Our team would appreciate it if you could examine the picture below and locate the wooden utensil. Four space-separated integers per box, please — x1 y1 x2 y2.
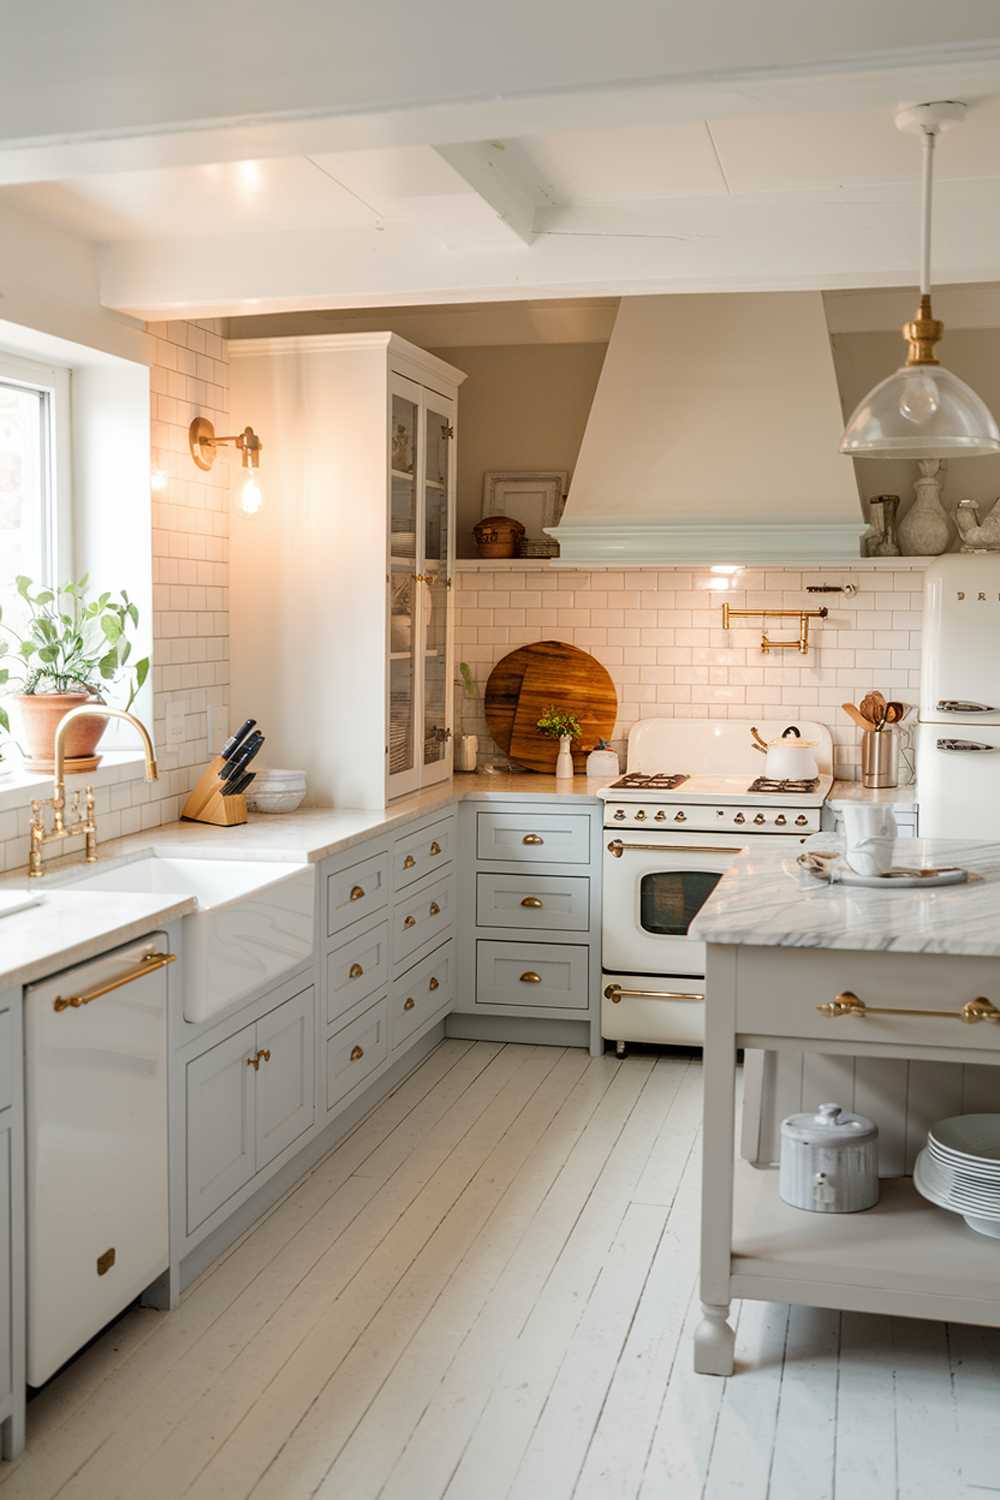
884 701 905 725
842 703 875 732
859 691 885 726
484 641 617 773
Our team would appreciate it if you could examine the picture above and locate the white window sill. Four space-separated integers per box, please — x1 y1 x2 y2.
0 750 151 814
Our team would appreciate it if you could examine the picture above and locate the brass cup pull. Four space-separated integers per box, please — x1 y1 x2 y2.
521 896 544 909
350 885 365 902
404 914 416 928
403 997 416 1011
429 976 440 992
522 833 544 846
350 1044 365 1061
403 855 416 870
430 840 442 855
429 901 441 916
520 971 542 984
349 962 365 979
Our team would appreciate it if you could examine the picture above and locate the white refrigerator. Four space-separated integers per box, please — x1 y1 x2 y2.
918 554 1000 839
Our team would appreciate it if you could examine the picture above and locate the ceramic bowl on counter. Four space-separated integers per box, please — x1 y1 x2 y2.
246 768 307 814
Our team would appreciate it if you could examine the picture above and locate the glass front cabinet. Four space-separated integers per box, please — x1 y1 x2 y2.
387 374 458 799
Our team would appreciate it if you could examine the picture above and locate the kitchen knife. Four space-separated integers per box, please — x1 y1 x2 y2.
219 731 264 784
220 718 256 761
222 769 255 798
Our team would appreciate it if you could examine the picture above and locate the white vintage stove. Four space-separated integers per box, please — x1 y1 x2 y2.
600 718 833 1054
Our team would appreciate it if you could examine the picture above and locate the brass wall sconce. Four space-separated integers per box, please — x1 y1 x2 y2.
721 603 828 656
189 417 264 514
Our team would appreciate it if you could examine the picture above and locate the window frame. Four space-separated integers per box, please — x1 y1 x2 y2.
0 349 72 596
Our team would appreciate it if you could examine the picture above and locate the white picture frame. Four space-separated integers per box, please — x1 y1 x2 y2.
481 469 568 540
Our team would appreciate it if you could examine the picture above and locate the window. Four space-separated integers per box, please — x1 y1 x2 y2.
0 353 69 641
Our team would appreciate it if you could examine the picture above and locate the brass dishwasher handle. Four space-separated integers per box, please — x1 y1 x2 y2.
404 914 416 928
520 971 542 984
522 834 544 846
604 983 704 1004
350 1044 365 1061
817 990 1000 1024
350 885 365 902
429 841 442 855
53 951 176 1012
403 997 416 1011
348 962 365 979
607 839 744 858
521 896 544 909
403 855 416 870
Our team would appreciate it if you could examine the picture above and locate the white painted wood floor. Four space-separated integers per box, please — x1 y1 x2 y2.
4 1040 999 1500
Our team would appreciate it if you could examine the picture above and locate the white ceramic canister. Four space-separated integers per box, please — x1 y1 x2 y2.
586 746 620 778
779 1103 879 1213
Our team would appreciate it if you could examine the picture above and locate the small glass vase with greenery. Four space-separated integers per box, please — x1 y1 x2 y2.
0 575 149 768
536 704 582 779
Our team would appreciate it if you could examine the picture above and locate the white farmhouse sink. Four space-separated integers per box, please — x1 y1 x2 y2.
68 854 315 1023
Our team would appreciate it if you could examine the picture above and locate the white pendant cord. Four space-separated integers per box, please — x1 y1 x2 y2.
920 125 936 297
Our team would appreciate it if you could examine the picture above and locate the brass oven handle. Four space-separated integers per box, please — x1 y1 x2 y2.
404 914 416 928
429 976 440 991
520 971 542 984
430 841 442 855
522 834 544 846
403 997 416 1011
607 839 744 858
53 951 176 1012
350 1044 365 1061
521 896 544 909
349 962 365 979
350 885 365 902
604 983 704 1004
817 990 1000 1024
429 901 441 916
403 855 416 870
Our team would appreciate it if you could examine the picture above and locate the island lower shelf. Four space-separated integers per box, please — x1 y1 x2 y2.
731 1161 1000 1327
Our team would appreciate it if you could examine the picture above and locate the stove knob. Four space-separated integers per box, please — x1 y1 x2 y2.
674 811 687 823
794 815 808 827
634 809 647 821
775 814 787 826
654 810 667 821
753 813 765 825
734 813 746 825
614 809 626 821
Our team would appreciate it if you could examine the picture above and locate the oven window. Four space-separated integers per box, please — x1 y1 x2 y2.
639 871 722 936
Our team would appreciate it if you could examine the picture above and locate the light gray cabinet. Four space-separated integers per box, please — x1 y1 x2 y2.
256 986 315 1171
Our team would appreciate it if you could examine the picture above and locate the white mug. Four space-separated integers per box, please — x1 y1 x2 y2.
842 804 897 877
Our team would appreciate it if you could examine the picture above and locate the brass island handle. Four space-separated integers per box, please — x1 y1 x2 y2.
522 834 544 846
521 896 544 909
520 971 542 984
817 990 1000 1024
53 951 176 1012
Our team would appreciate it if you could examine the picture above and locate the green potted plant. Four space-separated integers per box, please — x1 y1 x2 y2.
536 704 582 780
0 575 149 771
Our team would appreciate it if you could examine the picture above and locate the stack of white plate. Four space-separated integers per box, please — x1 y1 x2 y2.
914 1114 1000 1239
245 768 306 814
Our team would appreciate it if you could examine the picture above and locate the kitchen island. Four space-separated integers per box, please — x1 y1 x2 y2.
688 837 1000 1377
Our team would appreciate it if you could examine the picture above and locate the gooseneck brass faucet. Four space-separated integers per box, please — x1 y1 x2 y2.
28 706 158 877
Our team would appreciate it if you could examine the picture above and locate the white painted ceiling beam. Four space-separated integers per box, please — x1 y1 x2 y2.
432 143 541 246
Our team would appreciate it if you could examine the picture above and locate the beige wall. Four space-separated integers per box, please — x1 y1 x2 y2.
430 342 607 556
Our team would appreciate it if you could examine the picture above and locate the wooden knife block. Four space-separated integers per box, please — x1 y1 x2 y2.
181 756 248 826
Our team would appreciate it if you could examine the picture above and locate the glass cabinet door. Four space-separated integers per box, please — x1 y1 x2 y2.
420 396 454 783
388 384 421 795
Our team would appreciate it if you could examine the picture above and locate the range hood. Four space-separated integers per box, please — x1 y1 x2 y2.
548 292 866 566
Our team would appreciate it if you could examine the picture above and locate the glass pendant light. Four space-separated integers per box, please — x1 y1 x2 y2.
840 102 1000 459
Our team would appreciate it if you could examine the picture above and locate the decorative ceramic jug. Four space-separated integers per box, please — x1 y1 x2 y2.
898 459 951 556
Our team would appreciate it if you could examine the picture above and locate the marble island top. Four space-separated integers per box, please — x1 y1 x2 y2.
690 837 1000 957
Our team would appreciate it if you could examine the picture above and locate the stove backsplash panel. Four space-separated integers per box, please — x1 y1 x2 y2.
455 563 925 782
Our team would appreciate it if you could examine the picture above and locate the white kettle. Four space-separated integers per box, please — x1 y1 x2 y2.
751 724 819 782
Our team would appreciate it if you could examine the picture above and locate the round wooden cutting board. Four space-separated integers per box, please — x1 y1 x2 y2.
484 640 618 772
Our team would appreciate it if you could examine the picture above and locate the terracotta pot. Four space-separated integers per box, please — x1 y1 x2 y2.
12 693 109 772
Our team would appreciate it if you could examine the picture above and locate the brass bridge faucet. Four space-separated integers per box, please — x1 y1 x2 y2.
28 706 159 877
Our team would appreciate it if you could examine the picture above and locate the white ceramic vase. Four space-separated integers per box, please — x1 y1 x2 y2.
898 459 952 556
555 735 574 779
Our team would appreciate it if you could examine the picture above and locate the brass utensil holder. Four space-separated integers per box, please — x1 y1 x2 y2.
181 756 248 826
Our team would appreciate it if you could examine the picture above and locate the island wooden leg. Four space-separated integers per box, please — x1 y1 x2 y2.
694 945 738 1377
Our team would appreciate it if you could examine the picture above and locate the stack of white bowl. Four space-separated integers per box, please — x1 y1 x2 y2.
245 768 307 814
914 1114 1000 1239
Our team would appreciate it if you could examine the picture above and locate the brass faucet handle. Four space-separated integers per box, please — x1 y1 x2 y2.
71 789 81 819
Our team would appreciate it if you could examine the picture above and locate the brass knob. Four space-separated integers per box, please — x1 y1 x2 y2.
404 914 416 928
260 1048 271 1065
403 854 416 870
753 813 765 825
734 813 746 825
655 810 666 821
522 833 544 846
429 901 441 916
430 841 442 855
795 815 808 827
349 962 364 979
429 976 440 991
520 971 542 984
674 811 687 823
634 809 646 821
350 1044 365 1061
350 885 365 902
521 896 543 909
775 815 787 826
614 810 626 821
403 997 416 1011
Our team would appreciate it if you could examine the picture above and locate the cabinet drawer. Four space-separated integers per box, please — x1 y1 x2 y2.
0 1008 12 1115
327 851 390 936
394 816 454 890
476 940 590 1012
390 940 454 1052
392 872 455 966
476 811 591 865
476 873 590 933
326 997 388 1113
737 946 1000 1055
327 919 390 1025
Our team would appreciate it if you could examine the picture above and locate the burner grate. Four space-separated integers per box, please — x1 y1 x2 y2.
747 775 820 794
610 772 690 790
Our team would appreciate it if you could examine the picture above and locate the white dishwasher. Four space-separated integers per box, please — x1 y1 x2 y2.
25 935 172 1386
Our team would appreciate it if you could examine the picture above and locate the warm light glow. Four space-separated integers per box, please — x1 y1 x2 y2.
150 468 168 492
238 160 261 191
710 565 743 575
240 475 263 514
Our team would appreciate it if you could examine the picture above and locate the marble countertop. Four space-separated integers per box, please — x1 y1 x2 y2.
828 780 917 811
0 891 197 991
690 837 1000 956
